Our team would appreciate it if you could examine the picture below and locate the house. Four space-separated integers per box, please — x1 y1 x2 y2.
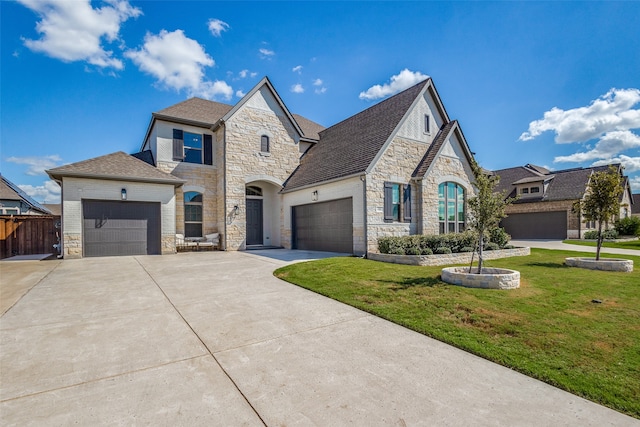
632 194 640 218
493 164 633 239
47 77 477 258
1 174 51 215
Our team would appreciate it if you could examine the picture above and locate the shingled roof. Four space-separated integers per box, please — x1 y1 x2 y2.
1 174 51 214
493 163 624 203
283 79 431 191
412 121 458 178
47 151 184 186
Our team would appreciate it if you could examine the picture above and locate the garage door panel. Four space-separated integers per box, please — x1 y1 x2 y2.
501 211 567 239
82 200 161 257
293 198 353 253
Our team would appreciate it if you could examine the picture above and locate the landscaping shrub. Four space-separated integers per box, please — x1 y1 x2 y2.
484 242 500 251
378 231 482 255
420 247 433 255
584 229 619 240
459 246 475 253
489 227 510 248
435 247 452 254
615 217 640 236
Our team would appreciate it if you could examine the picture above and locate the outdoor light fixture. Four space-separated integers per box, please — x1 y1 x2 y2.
121 188 127 200
233 205 239 214
312 190 318 201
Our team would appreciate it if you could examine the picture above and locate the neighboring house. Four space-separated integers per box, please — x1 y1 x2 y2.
493 164 633 239
0 174 51 215
632 194 640 218
47 76 477 258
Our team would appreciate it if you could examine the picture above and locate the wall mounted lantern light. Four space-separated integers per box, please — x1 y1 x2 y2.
312 190 318 201
233 205 239 214
121 188 127 200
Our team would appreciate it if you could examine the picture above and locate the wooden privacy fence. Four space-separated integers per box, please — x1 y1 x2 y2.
0 215 61 259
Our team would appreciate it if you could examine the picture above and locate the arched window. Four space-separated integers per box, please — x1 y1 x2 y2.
438 182 465 234
260 135 270 153
184 191 203 237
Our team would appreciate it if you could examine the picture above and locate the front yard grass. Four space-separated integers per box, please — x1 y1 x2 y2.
274 248 640 418
563 239 640 250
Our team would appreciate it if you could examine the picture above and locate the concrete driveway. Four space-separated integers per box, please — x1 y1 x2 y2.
1 251 637 426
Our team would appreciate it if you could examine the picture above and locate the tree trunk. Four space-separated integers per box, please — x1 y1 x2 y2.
477 231 484 274
596 221 603 261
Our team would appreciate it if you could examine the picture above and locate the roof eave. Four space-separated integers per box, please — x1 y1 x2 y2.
46 170 185 187
281 172 364 194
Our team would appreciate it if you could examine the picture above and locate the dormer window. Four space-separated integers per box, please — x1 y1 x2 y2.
522 188 529 194
530 187 540 194
261 135 270 153
172 128 213 165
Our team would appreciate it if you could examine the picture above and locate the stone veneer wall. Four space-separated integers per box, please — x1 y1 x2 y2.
419 153 475 237
224 98 302 250
157 161 219 237
366 136 427 252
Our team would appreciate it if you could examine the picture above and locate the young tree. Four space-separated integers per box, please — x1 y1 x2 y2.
573 166 624 261
467 161 518 273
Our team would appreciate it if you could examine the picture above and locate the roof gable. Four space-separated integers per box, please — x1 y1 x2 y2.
47 151 184 186
284 79 432 190
412 121 466 178
0 174 51 214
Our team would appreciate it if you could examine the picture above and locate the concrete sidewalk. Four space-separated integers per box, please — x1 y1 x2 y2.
1 251 637 426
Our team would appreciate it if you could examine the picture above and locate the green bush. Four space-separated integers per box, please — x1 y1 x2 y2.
489 227 510 248
420 247 433 255
615 217 640 236
378 231 480 255
584 229 619 240
435 247 452 254
459 246 475 253
484 242 500 251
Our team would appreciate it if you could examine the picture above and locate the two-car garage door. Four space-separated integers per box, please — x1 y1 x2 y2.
83 200 161 257
292 198 353 254
501 211 567 239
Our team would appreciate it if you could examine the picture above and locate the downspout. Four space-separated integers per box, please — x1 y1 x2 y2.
361 174 368 257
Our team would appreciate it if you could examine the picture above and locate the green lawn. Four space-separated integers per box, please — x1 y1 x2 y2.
563 239 640 250
274 249 640 418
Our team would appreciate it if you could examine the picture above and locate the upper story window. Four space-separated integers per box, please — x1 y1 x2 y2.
172 129 213 165
261 135 270 153
522 188 529 194
384 182 411 222
530 186 540 193
438 182 465 234
424 115 431 134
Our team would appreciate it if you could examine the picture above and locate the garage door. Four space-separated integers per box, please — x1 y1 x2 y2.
83 200 161 257
501 211 567 239
293 198 353 253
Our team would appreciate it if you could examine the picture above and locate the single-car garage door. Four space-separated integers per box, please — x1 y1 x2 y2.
83 200 161 257
501 211 567 239
293 198 353 253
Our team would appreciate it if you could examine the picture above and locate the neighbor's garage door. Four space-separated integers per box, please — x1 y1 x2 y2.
293 198 353 253
501 211 567 239
83 200 161 257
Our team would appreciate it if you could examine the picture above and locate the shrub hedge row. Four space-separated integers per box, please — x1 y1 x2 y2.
378 228 511 255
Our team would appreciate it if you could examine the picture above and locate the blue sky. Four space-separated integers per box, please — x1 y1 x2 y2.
2 1 639 203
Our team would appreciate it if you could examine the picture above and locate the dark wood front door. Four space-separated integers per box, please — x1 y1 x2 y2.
246 199 263 245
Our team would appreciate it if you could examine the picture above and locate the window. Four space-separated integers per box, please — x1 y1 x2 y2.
1 207 19 215
246 186 263 197
261 135 270 153
384 182 411 222
530 186 540 193
522 188 529 194
424 115 431 133
184 191 203 237
438 182 465 233
172 129 213 165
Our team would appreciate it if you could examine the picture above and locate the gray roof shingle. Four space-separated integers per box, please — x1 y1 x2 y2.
412 121 457 178
284 79 431 190
46 151 184 186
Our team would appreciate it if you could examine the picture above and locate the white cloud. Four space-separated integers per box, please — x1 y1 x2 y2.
359 69 429 100
207 18 229 37
292 65 303 74
6 155 62 176
315 87 327 94
235 89 246 98
630 175 640 191
520 88 640 143
18 181 61 204
554 130 640 163
313 78 323 86
237 69 256 79
259 48 275 59
18 0 141 70
312 78 326 94
291 84 304 94
593 155 640 173
125 29 232 100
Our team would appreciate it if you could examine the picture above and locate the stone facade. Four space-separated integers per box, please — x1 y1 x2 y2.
441 267 520 289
